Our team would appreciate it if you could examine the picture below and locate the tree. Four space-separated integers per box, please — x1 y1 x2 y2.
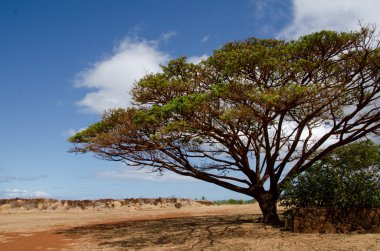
70 27 380 225
280 140 380 208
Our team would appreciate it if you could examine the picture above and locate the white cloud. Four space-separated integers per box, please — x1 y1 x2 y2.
74 38 170 113
0 175 46 183
2 189 50 198
159 31 177 42
188 55 208 64
75 32 210 114
279 0 380 39
96 168 197 182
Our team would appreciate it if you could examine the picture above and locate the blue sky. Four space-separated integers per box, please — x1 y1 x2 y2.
1 0 379 200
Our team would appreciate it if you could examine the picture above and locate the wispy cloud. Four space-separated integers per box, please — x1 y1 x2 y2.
96 168 197 182
253 0 287 20
250 0 291 36
279 0 380 39
159 31 177 43
0 175 46 183
1 189 50 198
201 35 210 43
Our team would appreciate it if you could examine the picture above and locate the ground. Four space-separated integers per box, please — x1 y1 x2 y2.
1 201 380 250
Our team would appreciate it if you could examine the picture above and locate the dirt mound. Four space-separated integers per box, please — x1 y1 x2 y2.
0 198 213 211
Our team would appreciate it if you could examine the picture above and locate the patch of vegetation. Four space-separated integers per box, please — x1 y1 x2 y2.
280 140 380 208
0 197 199 210
214 199 256 205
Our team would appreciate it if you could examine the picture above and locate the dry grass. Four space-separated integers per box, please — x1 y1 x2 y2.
0 197 205 211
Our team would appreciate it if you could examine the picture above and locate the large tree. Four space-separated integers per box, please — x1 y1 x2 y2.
70 27 380 225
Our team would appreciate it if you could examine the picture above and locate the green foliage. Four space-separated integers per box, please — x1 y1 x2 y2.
68 121 109 143
158 93 209 115
214 199 256 205
280 140 380 208
133 93 209 123
68 108 136 145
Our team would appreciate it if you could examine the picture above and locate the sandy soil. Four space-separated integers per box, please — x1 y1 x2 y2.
1 203 380 250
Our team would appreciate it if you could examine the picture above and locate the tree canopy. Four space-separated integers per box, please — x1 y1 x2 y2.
280 140 380 208
70 27 380 224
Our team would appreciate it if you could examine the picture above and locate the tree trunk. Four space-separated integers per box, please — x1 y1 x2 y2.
256 192 281 225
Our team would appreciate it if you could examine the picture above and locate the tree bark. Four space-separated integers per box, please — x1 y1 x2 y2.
256 192 281 225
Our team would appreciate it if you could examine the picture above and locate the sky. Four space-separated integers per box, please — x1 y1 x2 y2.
1 0 380 200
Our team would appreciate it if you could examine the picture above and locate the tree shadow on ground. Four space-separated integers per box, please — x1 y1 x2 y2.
56 213 279 250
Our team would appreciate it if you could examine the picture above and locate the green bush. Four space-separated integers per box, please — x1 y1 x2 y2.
280 140 380 208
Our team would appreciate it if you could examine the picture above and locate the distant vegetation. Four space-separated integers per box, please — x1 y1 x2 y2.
214 199 256 205
0 197 207 210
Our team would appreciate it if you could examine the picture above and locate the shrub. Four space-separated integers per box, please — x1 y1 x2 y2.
280 140 380 208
